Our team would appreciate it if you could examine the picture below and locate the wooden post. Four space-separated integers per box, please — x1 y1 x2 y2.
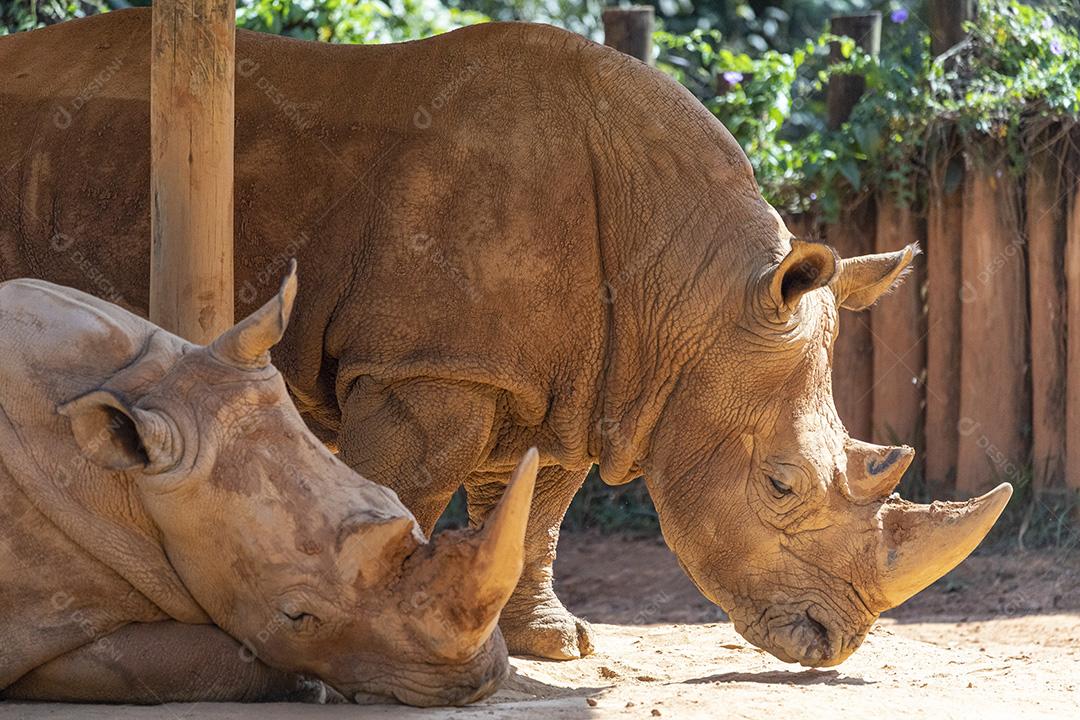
871 199 926 463
826 13 881 131
150 0 235 343
1027 147 1067 490
602 5 654 65
925 155 964 495
957 151 1029 494
825 13 880 439
829 203 876 440
1066 157 1080 498
929 0 976 56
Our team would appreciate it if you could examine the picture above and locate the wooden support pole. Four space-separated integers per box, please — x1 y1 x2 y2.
602 5 654 65
1066 155 1080 497
957 151 1030 494
1027 147 1067 491
829 203 876 440
871 198 926 462
825 13 880 439
925 156 964 495
150 0 235 344
929 0 976 56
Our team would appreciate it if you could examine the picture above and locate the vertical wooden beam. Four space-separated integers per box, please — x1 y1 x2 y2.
925 156 964 495
602 5 654 65
1027 148 1067 490
957 151 1030 494
150 0 235 343
829 202 876 439
871 198 926 461
929 0 976 56
1066 155 1080 497
825 13 880 439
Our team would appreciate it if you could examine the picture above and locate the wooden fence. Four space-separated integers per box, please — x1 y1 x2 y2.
788 148 1080 500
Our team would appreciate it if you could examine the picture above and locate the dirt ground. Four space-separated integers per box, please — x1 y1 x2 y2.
3 533 1078 719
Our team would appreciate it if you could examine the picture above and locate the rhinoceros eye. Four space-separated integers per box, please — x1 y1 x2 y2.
768 475 793 497
282 609 321 634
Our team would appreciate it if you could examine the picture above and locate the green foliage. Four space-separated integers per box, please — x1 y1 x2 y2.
655 0 881 54
657 0 1080 218
236 0 488 43
446 0 604 38
0 0 111 35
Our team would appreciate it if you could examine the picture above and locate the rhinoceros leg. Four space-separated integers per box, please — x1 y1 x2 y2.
3 621 329 703
336 379 496 534
467 466 595 660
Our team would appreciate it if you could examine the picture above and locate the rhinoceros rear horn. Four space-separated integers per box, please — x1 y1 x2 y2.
209 259 298 369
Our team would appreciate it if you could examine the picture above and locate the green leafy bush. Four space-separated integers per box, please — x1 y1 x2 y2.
236 0 488 43
657 1 1080 219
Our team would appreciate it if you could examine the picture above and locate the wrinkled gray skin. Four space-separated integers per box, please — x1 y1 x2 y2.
0 9 1010 666
0 270 535 706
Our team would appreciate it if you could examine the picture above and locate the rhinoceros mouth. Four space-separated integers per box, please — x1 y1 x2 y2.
347 667 504 708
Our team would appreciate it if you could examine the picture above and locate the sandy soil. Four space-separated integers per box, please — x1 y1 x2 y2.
3 533 1078 719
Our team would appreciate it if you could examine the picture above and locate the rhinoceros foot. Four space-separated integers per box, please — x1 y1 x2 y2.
500 596 595 660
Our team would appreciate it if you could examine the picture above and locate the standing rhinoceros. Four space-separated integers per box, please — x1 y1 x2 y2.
0 263 541 706
0 9 1011 666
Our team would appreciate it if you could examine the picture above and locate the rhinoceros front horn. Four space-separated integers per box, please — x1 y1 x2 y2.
423 447 538 651
875 483 1012 608
209 259 298 369
470 447 538 607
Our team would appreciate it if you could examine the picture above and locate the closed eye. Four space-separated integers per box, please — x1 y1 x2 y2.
282 609 321 634
768 475 793 497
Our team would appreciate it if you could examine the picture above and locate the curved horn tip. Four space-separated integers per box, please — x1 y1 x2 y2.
472 448 539 596
486 447 539 540
877 481 1013 609
277 259 299 328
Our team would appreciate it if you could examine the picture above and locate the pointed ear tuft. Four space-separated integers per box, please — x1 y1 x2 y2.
764 240 838 318
57 390 180 473
832 244 920 311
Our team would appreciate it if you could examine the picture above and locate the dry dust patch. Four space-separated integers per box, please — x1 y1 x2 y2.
2 620 1076 719
3 536 1078 718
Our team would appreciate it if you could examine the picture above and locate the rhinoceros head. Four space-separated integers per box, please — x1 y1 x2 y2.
639 224 1011 667
57 263 533 706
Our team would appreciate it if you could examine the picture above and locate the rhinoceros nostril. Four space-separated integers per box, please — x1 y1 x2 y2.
801 609 832 663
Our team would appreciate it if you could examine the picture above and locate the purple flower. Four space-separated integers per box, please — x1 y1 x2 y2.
809 192 818 201
890 8 909 24
1042 17 1054 30
722 70 744 86
1050 39 1063 57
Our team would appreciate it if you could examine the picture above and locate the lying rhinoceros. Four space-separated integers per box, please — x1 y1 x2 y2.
0 264 539 706
0 9 1011 666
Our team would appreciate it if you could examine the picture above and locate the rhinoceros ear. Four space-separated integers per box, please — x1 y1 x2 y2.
209 259 297 369
761 241 838 320
58 390 181 474
831 244 919 311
